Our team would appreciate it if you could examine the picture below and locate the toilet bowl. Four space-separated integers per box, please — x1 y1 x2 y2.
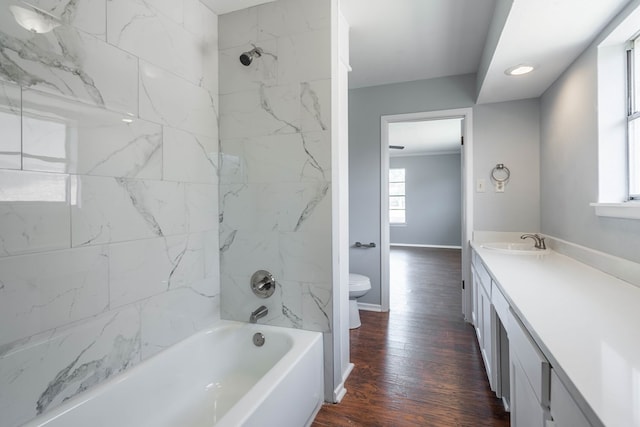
349 273 371 329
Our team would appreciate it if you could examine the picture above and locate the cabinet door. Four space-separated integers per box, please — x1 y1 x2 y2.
511 357 550 427
472 266 479 327
509 309 550 406
472 267 482 345
480 286 493 389
550 370 592 427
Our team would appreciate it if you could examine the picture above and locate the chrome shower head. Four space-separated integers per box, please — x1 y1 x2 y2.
239 47 263 66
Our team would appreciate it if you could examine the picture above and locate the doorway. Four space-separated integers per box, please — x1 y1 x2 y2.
380 108 473 320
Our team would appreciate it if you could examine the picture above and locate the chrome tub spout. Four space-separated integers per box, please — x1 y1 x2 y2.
250 305 268 324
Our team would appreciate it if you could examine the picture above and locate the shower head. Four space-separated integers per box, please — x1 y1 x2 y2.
239 47 263 66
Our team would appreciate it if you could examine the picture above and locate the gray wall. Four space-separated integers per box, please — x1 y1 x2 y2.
474 98 541 231
349 73 541 306
349 74 476 306
389 153 462 246
540 11 640 263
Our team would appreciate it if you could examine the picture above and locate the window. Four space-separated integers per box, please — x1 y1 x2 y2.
591 5 640 219
628 36 640 199
389 168 406 224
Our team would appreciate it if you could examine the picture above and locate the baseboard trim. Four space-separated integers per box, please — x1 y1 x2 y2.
357 302 383 312
333 381 347 403
343 362 354 383
501 396 510 412
390 243 462 249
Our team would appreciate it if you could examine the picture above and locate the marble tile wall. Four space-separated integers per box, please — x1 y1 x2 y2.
218 0 333 333
0 1 219 425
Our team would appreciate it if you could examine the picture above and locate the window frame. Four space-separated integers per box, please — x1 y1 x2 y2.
389 168 406 225
627 36 640 200
591 6 640 219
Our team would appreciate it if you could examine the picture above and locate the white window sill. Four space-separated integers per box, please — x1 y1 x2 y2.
590 202 640 220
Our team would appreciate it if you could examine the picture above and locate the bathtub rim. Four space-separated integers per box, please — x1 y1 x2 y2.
214 321 324 426
20 320 324 427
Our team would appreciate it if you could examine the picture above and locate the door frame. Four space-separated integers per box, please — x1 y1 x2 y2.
380 108 474 321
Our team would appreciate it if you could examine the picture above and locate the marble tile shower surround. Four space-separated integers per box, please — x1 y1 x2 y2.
218 0 334 333
0 1 220 426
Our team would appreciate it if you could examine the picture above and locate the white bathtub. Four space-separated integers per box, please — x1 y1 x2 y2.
21 320 324 427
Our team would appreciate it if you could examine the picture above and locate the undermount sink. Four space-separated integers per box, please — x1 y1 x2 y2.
481 242 550 255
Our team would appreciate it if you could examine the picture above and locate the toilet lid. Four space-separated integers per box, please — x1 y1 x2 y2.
349 273 371 287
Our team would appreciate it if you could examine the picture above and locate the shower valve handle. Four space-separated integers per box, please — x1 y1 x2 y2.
251 270 276 298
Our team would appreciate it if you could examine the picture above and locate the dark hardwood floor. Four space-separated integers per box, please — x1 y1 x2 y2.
312 246 510 427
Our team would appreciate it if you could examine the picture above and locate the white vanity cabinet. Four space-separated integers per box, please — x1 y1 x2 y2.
492 282 510 406
471 253 498 392
508 308 551 427
547 370 592 427
469 243 623 427
471 248 588 426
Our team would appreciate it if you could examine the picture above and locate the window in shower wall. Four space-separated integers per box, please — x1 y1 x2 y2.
389 168 406 224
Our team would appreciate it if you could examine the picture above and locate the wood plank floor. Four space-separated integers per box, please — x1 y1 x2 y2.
312 246 510 427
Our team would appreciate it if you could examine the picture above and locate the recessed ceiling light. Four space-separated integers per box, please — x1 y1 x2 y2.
121 118 134 123
505 64 535 76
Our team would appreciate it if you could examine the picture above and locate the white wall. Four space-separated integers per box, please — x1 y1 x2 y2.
331 5 351 402
0 2 220 425
217 0 341 400
389 153 462 246
540 3 640 263
218 0 333 332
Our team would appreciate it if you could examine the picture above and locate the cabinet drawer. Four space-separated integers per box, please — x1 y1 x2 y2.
492 282 510 328
509 308 550 407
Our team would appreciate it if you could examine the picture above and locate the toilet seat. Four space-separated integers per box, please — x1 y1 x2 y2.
349 273 371 293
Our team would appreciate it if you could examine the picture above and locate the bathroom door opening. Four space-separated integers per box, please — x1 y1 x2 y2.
380 109 473 320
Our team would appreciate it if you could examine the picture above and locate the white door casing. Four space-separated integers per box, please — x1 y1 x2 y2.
380 108 473 320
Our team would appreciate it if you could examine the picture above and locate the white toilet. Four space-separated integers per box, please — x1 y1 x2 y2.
349 273 371 329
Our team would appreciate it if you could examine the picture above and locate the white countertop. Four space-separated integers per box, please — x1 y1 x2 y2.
471 242 640 427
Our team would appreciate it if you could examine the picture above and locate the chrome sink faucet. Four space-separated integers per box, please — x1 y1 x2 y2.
250 305 268 324
520 233 546 250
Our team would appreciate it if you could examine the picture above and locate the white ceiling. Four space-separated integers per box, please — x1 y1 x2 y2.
208 0 631 104
342 0 632 103
389 119 462 157
477 0 630 103
341 0 496 89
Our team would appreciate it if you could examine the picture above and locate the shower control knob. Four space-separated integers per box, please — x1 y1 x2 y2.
251 270 276 298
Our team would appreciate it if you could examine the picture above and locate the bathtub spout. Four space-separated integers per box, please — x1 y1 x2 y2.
250 305 268 323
